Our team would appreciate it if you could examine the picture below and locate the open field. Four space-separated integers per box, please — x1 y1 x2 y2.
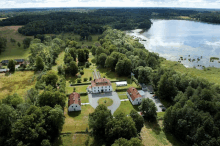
80 95 89 103
98 97 113 106
161 59 220 85
0 71 36 99
117 91 128 99
141 120 185 146
0 26 34 61
62 104 94 133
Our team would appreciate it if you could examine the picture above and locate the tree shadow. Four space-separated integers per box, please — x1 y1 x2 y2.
132 104 140 111
65 74 77 85
164 132 187 146
52 135 64 146
68 111 81 118
144 120 162 135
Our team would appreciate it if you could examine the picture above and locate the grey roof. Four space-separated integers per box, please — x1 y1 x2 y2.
1 59 25 63
1 60 9 63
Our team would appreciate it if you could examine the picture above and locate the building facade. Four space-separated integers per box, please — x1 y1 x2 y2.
127 87 143 105
68 92 81 112
88 78 113 93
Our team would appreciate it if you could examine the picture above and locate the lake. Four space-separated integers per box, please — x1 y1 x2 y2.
129 19 220 68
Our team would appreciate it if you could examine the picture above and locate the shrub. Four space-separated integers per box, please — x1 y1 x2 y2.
77 74 81 78
77 78 81 83
84 78 88 82
89 77 92 81
85 62 90 68
80 70 84 75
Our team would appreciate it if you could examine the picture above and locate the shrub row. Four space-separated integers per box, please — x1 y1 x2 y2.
70 82 91 86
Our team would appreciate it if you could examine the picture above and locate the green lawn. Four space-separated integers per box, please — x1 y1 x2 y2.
52 51 65 72
80 95 89 103
161 59 220 85
66 85 88 94
0 71 36 100
98 97 113 107
117 92 128 99
62 104 94 133
113 101 139 116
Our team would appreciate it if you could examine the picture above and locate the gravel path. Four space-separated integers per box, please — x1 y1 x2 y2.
88 92 121 115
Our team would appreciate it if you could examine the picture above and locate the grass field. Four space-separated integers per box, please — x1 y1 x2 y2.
0 71 36 100
113 100 139 116
80 95 89 103
0 18 6 21
98 97 113 106
0 26 34 61
161 59 220 85
117 91 128 99
62 104 94 133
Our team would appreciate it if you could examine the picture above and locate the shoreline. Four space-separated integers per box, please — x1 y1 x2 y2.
126 28 220 69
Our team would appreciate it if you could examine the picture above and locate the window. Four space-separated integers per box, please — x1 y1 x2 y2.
72 106 73 108
109 89 110 91
105 86 107 88
94 87 96 89
76 105 77 107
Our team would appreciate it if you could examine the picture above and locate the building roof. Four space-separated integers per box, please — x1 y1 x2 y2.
68 92 81 107
115 81 127 85
127 87 142 101
91 78 111 87
1 60 9 63
0 69 9 72
14 59 24 63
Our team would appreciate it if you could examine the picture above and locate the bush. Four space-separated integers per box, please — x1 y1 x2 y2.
89 77 92 81
80 70 84 75
77 78 81 83
84 78 88 82
77 74 81 78
57 65 63 74
85 62 90 68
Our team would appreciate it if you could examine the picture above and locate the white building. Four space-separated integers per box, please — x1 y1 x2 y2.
87 78 113 93
127 87 143 105
115 81 127 87
68 92 81 112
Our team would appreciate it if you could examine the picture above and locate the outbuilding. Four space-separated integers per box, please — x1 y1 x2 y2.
127 87 143 105
89 78 113 93
115 81 127 87
0 69 9 73
68 92 81 112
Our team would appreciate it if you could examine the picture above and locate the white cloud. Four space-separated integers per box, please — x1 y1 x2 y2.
1 0 220 8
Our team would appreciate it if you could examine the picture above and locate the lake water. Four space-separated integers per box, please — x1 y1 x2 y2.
129 19 220 68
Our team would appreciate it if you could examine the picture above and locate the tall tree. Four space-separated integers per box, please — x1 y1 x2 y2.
35 56 44 71
130 109 144 133
42 70 58 87
68 48 77 61
0 37 7 54
97 53 107 67
7 59 16 72
23 38 32 49
138 98 157 121
77 49 85 62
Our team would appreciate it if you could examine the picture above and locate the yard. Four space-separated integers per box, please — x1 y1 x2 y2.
113 100 139 116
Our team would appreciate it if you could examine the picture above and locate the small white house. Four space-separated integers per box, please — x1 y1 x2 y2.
127 87 143 105
68 92 81 112
115 81 127 87
88 78 113 93
0 69 9 73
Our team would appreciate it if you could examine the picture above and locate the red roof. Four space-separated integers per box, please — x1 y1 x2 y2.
127 87 142 101
68 92 81 107
91 78 111 87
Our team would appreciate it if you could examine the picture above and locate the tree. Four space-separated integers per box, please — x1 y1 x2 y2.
97 53 107 67
84 49 90 61
105 112 137 144
25 88 39 106
42 70 58 87
23 38 32 49
36 56 44 71
89 104 113 140
38 89 66 108
115 60 124 76
130 110 144 133
105 56 115 70
115 58 131 76
17 42 21 47
157 73 178 101
138 98 157 121
68 40 78 48
2 93 23 108
0 104 17 146
78 49 85 62
7 59 15 72
0 37 7 54
112 137 143 146
68 47 77 61
64 52 73 64
135 66 152 84
64 61 78 76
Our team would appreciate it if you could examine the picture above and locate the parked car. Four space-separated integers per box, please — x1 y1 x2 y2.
150 92 154 94
159 105 164 107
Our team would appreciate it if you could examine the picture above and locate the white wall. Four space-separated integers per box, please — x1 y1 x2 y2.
126 92 143 105
68 104 81 112
92 85 113 93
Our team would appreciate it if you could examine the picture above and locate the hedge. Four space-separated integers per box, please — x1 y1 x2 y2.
70 82 91 86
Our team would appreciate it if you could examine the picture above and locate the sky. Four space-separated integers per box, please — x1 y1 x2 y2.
1 0 220 9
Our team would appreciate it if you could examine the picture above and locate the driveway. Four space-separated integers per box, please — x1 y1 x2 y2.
144 91 163 112
88 92 121 115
